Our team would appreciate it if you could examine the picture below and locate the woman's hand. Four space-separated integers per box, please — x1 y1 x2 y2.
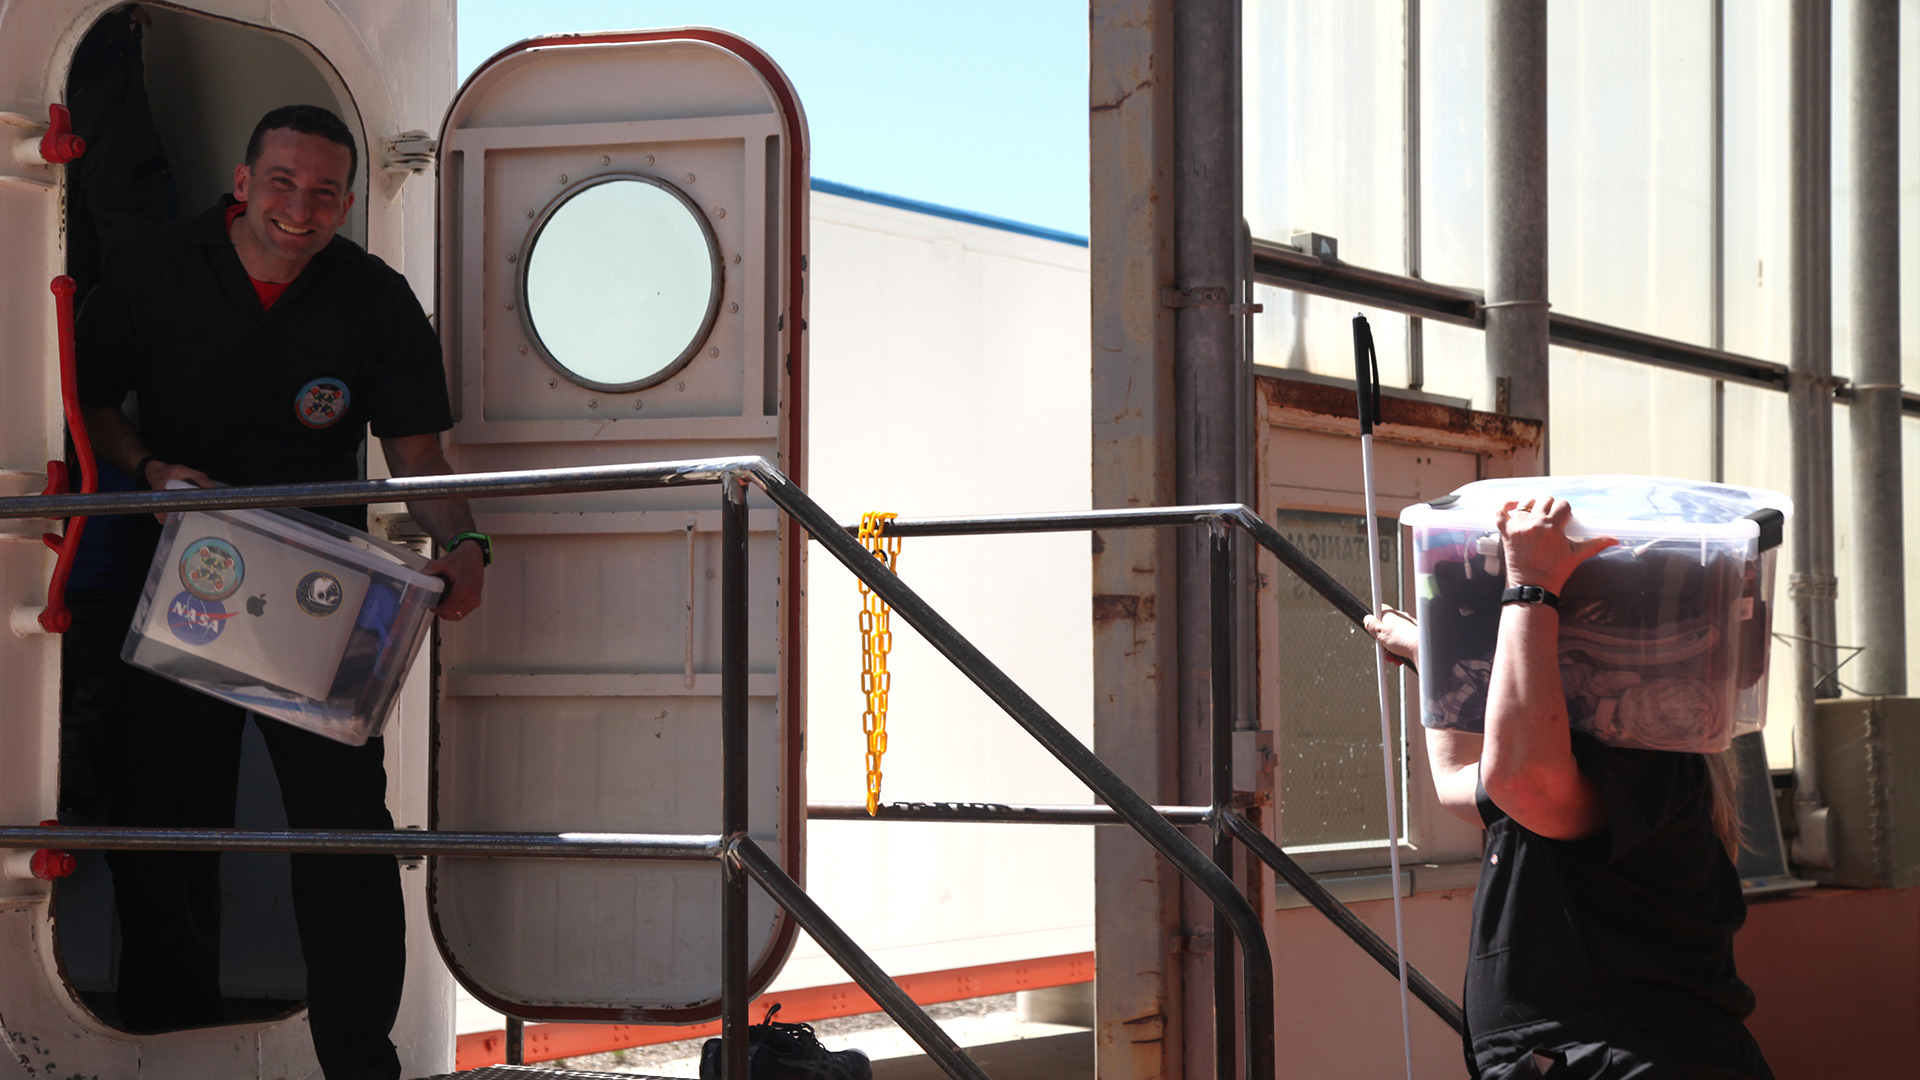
1495 497 1616 592
1364 604 1420 667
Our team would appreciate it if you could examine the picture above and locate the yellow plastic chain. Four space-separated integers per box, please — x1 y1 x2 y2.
857 512 901 815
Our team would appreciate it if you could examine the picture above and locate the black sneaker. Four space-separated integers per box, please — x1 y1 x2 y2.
699 1003 874 1080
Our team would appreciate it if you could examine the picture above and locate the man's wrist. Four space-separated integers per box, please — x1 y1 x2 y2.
132 454 159 489
445 530 492 566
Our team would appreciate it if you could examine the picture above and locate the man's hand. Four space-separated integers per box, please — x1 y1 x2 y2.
1495 496 1615 592
145 460 215 491
425 538 484 621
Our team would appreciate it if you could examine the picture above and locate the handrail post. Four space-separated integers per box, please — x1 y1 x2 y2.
720 474 751 1079
1209 521 1243 1080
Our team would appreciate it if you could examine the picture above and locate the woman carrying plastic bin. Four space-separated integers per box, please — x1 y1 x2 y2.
1367 495 1774 1080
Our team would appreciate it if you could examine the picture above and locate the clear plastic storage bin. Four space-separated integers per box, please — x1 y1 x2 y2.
1399 476 1791 754
123 496 444 746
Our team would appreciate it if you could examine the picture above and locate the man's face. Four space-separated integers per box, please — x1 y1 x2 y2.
231 127 355 275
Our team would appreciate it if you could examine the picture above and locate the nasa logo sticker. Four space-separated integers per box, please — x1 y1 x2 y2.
178 537 244 601
166 590 231 646
295 378 350 429
297 570 345 617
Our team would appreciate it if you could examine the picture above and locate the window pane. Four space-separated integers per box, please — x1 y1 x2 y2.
1419 0 1487 291
1548 0 1714 344
1723 0 1792 365
1547 347 1713 479
1721 383 1796 769
1253 287 1412 389
1244 0 1407 272
1272 510 1405 852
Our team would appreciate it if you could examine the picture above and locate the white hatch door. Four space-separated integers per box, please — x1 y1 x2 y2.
429 29 807 1021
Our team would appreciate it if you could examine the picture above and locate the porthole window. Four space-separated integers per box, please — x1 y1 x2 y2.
519 174 722 392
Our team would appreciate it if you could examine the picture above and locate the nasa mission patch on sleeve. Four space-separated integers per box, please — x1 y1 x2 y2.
295 378 351 429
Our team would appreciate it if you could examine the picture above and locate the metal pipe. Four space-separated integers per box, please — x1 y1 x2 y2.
0 457 764 520
0 825 725 859
1175 0 1248 1070
505 1018 524 1066
807 802 1214 826
1210 524 1245 1080
720 476 752 1080
1219 811 1465 1036
750 464 1278 1078
732 836 991 1080
1789 0 1838 831
1847 0 1904 695
1484 0 1551 425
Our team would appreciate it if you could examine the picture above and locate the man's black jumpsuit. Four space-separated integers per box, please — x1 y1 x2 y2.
76 197 452 1080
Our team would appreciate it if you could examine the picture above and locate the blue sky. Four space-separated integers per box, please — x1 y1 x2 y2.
457 1 1091 236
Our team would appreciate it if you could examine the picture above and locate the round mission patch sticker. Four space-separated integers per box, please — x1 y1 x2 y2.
297 570 346 617
179 537 244 601
166 590 232 646
295 378 351 429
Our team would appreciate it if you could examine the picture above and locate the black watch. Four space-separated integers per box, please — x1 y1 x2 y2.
446 531 492 566
1500 584 1559 609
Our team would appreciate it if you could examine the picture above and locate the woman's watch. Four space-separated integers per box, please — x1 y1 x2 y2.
1500 584 1559 609
446 531 492 566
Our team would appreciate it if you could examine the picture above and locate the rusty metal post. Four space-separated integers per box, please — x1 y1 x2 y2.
1174 0 1248 1075
1090 1 1186 1077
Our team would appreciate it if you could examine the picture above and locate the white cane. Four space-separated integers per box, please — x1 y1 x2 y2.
1354 313 1415 1080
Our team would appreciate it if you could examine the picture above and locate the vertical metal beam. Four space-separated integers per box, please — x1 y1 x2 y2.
1090 0 1184 1074
1847 0 1905 695
1711 0 1727 484
505 1017 523 1066
1484 0 1551 431
1406 0 1426 391
1174 2 1245 1076
1789 0 1839 836
720 476 751 1079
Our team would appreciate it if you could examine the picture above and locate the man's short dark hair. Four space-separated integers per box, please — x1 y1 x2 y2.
245 104 358 188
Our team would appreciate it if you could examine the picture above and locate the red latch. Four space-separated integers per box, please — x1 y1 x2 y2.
38 104 84 165
28 821 75 881
40 276 94 634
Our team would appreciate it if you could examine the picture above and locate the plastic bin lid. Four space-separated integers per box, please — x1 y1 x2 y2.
1399 475 1794 543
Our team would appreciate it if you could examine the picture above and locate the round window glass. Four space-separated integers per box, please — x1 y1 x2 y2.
521 175 721 392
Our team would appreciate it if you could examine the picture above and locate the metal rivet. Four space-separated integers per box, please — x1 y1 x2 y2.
729 302 739 313
685 172 696 183
708 347 719 358
645 154 655 166
519 345 529 355
559 173 568 183
506 252 516 263
600 155 611 166
505 301 515 311
631 399 644 411
731 254 741 264
713 206 725 219
587 398 598 409
526 209 535 218
676 380 686 391
547 378 557 389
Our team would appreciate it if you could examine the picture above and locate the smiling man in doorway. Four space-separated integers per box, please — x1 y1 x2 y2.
75 104 485 1080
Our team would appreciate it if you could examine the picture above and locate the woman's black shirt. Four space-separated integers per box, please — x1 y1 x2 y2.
1466 733 1755 1075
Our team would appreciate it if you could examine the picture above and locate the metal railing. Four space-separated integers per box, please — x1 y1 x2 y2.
0 455 1465 1078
